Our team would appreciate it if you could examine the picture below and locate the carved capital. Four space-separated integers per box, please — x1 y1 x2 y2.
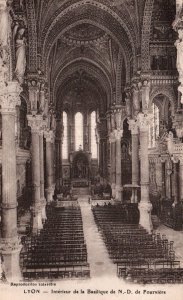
0 237 22 254
0 81 22 113
27 114 43 134
128 119 139 135
171 155 180 164
137 113 152 132
109 131 116 143
179 155 183 165
113 129 123 140
44 130 55 143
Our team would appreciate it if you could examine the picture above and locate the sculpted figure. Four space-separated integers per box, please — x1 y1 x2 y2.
14 27 26 84
0 2 10 63
175 29 183 77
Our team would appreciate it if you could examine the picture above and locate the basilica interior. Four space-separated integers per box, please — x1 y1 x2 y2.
1 0 183 285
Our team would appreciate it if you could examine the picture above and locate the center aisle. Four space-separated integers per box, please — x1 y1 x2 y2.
78 196 117 279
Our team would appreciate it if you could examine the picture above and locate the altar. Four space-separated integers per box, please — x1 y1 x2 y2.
70 150 91 194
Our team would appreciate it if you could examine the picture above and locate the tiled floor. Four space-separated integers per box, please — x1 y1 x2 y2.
78 196 117 279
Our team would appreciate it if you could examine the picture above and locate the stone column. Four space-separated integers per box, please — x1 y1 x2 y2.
160 157 166 199
44 130 55 202
0 81 22 281
165 158 172 200
39 131 46 221
113 129 123 201
172 157 179 205
27 115 43 234
109 132 116 197
179 157 183 201
137 113 153 232
156 157 163 195
55 118 62 191
129 119 139 203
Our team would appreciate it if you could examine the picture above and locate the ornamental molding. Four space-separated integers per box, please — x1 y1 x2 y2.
41 2 136 74
41 1 136 55
141 0 154 71
25 0 37 72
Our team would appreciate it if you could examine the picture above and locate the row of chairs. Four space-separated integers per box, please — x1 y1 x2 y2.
21 206 90 280
92 204 183 284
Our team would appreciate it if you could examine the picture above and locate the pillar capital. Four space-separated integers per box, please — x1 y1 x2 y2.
109 131 116 143
0 81 22 113
0 237 22 254
137 113 152 132
44 129 55 143
27 114 44 133
128 119 139 135
113 129 123 140
171 155 180 164
179 155 183 165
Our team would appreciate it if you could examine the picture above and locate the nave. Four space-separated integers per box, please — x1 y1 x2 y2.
18 196 183 284
2 1 183 291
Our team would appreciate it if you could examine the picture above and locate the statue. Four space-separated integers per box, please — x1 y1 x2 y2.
0 2 10 63
0 2 10 82
175 29 183 77
14 27 26 84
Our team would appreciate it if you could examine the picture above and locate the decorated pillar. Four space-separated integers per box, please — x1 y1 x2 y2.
96 118 107 177
111 105 124 201
44 130 55 202
27 115 43 233
172 156 180 205
161 161 166 199
137 113 153 232
128 119 139 203
55 117 63 191
39 130 46 221
0 81 22 280
179 156 183 201
156 157 163 196
109 132 116 197
114 129 123 201
165 158 172 200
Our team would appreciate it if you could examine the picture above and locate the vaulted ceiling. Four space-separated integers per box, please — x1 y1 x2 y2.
13 0 176 114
